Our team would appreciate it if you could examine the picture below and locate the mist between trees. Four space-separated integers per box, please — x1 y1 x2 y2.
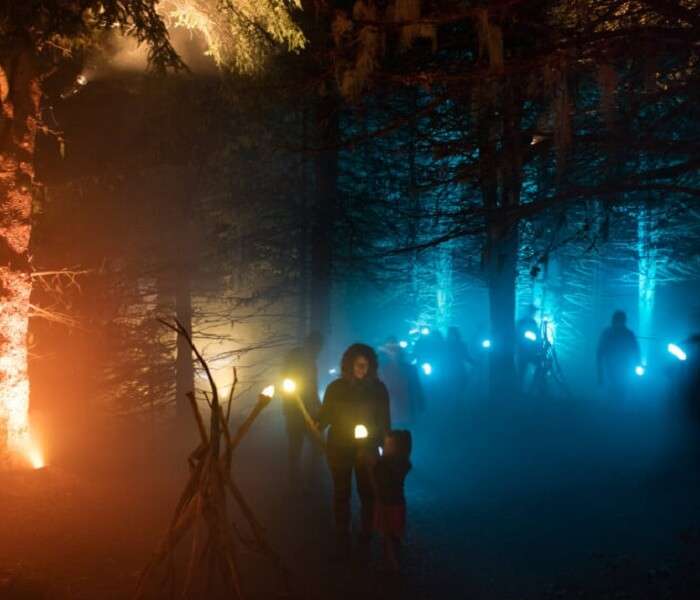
3 0 700 454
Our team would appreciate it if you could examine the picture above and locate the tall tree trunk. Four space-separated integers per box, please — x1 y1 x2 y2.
310 96 338 338
175 264 194 419
174 168 195 421
485 215 518 398
297 108 310 343
479 78 522 399
0 45 40 454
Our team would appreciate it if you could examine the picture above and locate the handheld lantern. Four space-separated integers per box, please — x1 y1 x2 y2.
421 362 433 376
354 424 368 440
399 340 408 349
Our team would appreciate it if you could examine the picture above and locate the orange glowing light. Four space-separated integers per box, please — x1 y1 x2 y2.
0 267 32 457
26 442 44 470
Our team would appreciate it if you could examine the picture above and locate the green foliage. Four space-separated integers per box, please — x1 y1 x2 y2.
162 0 306 72
0 1 183 70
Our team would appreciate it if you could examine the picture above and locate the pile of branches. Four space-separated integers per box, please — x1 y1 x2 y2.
134 318 293 599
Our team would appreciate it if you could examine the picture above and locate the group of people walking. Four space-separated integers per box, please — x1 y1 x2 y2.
277 309 700 570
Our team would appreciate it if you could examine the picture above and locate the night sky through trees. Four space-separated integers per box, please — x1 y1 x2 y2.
2 1 700 599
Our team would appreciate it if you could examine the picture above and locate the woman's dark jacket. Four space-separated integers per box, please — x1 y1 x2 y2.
319 377 391 464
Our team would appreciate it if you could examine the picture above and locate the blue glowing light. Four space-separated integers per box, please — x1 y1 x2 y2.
481 339 492 349
635 365 645 377
399 340 408 349
524 330 537 342
420 327 431 336
421 362 432 375
668 343 687 361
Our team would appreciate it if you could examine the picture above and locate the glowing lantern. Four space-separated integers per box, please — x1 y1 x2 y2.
261 385 275 398
668 343 687 362
524 330 537 342
354 424 368 440
635 365 645 377
282 378 296 394
420 327 430 336
399 340 408 349
481 339 492 349
421 362 432 376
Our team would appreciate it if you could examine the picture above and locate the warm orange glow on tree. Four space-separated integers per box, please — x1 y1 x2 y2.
0 47 40 457
0 1 305 460
0 2 183 459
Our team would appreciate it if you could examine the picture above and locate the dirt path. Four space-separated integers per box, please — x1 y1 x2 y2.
2 396 700 599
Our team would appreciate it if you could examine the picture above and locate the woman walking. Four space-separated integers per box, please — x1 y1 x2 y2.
318 343 391 558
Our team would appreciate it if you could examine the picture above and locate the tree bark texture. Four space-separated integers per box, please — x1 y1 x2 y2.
0 44 40 453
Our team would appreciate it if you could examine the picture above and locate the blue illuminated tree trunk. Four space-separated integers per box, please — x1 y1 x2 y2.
637 203 657 363
479 77 522 398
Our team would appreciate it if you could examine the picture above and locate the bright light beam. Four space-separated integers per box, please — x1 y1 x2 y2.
282 378 296 393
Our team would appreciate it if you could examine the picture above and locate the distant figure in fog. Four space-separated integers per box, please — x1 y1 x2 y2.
318 344 391 559
379 337 424 427
281 332 323 489
373 429 412 572
673 334 700 421
597 311 640 400
414 329 447 407
444 327 474 408
515 306 540 393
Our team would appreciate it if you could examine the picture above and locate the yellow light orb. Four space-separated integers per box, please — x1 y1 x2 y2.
261 385 275 398
282 378 296 394
354 424 368 440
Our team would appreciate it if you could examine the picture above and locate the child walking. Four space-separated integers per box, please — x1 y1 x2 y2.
373 429 412 571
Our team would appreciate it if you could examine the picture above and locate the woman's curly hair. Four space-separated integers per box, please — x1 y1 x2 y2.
340 343 379 381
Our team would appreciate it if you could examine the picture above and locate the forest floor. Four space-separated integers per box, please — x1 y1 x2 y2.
2 385 700 599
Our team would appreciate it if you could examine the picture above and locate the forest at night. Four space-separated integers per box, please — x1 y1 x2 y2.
2 1 700 598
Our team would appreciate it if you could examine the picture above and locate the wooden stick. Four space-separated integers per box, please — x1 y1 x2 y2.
187 391 208 446
228 394 272 455
291 392 326 450
225 367 238 424
158 318 219 405
181 492 205 598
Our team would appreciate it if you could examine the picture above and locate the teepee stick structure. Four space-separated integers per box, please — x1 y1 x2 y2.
134 318 293 599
